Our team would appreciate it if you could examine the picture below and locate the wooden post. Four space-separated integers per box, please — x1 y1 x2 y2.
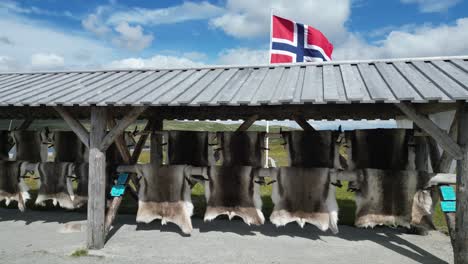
87 107 107 249
455 103 468 264
131 120 155 163
54 106 90 147
150 119 163 167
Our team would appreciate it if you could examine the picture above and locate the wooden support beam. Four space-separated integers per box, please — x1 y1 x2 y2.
293 115 316 131
236 114 258 132
150 119 164 167
87 107 107 250
131 120 155 164
99 106 147 152
17 118 34 130
396 102 463 160
437 112 459 173
54 106 90 148
455 103 468 264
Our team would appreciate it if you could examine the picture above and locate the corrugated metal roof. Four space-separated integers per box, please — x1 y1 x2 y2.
0 56 467 107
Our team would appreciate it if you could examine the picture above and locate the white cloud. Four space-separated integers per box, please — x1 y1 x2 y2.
401 0 461 13
112 22 154 51
210 0 351 41
0 0 77 19
30 53 65 69
107 1 224 26
217 48 269 65
0 56 19 71
0 13 114 71
334 18 468 60
82 14 110 37
106 55 204 69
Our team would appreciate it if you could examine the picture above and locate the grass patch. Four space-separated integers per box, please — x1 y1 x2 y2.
70 248 88 257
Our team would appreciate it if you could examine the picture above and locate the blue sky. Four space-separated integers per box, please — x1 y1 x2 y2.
0 0 467 71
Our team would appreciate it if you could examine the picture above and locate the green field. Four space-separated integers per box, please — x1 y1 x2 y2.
2 120 448 233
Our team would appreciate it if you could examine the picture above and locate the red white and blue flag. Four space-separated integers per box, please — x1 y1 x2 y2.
270 15 333 63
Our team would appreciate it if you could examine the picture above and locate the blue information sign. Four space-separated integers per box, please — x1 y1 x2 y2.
441 201 456 212
117 173 129 185
110 185 126 197
440 186 456 201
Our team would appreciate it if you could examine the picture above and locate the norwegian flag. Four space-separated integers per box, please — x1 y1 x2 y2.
270 15 333 63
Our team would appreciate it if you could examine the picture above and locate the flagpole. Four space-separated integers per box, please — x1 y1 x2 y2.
265 8 274 168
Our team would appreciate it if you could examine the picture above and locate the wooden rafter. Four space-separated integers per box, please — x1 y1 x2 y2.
54 106 90 148
293 115 316 131
99 106 148 152
395 102 463 160
236 114 258 132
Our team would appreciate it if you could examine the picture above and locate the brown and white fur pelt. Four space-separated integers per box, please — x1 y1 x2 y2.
281 131 339 168
218 132 266 167
34 162 75 209
54 131 88 163
204 166 264 225
133 164 194 234
167 131 214 166
12 130 48 162
351 169 433 229
0 161 30 211
344 129 414 170
70 163 89 208
270 167 339 233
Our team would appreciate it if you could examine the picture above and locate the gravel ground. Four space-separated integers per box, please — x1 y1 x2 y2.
0 208 453 264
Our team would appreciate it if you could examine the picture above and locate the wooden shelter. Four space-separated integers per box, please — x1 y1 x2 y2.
0 55 467 263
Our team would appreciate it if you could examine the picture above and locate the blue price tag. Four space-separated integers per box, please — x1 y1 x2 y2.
441 201 456 212
117 173 129 185
440 186 456 201
110 185 126 197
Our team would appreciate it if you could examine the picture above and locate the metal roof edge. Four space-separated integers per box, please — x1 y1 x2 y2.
1 55 468 75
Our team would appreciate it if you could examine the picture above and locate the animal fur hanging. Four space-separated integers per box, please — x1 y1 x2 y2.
54 131 88 163
167 131 214 166
204 166 265 225
71 163 89 208
350 169 434 229
281 131 339 168
218 132 266 167
12 131 47 162
135 164 194 234
0 161 30 211
0 131 11 160
269 167 339 233
34 162 75 209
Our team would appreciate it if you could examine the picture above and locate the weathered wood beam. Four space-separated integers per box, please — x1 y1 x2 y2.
131 120 155 164
17 118 34 130
396 102 463 160
236 114 258 132
437 112 459 173
455 103 468 264
54 106 90 148
99 106 148 152
293 115 316 131
87 107 107 249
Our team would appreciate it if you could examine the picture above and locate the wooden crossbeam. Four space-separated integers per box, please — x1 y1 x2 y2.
236 114 258 132
131 120 155 163
17 118 34 130
54 106 90 148
99 106 148 152
293 115 316 131
396 102 463 160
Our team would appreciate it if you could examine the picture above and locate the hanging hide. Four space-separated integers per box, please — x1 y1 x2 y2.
346 129 414 170
167 131 213 166
35 162 75 209
218 132 265 167
54 131 88 162
0 161 29 211
0 131 11 160
204 166 264 225
351 169 434 229
136 164 194 234
270 167 339 233
281 131 339 168
71 163 89 208
12 131 47 162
